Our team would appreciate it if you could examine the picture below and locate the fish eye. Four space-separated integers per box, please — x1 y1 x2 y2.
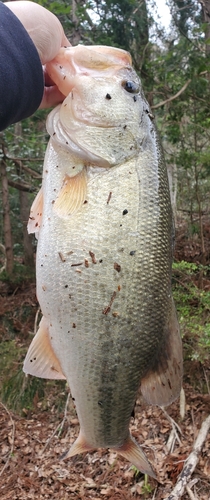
122 81 139 94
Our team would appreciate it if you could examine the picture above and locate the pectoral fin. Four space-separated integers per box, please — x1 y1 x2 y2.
53 169 87 218
23 317 66 380
141 298 182 407
27 187 43 234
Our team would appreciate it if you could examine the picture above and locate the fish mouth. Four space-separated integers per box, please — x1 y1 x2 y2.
46 45 133 97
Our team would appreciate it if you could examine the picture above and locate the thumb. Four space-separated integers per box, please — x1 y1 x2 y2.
5 1 71 64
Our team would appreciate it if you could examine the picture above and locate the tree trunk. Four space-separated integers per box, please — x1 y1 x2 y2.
0 159 14 275
14 122 35 270
19 190 35 268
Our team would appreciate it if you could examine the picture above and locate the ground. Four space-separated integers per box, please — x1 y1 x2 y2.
0 383 210 500
0 222 210 499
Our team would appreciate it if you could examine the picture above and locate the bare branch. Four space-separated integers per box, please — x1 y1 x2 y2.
151 80 191 110
8 179 37 192
165 415 210 500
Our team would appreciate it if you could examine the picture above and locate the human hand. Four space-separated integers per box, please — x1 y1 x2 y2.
6 1 71 108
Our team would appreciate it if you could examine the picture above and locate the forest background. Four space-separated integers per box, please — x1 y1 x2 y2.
0 1 210 498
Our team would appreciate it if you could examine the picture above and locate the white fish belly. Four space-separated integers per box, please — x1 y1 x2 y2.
37 141 171 448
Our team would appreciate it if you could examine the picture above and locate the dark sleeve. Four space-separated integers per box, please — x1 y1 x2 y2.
0 2 44 131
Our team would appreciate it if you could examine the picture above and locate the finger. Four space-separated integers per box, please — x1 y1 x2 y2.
5 1 71 64
39 86 66 110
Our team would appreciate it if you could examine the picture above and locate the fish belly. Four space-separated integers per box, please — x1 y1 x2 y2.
37 140 172 449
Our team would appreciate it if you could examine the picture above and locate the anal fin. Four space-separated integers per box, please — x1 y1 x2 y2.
53 168 87 218
141 298 183 407
23 317 66 380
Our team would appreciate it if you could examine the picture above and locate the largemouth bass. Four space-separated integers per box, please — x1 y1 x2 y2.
24 46 182 478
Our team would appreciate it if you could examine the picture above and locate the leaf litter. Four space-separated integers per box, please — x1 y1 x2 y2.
0 385 210 500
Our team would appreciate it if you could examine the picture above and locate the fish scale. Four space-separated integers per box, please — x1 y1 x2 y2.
24 45 182 477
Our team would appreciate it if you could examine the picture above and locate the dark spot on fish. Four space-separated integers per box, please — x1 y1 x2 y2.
53 132 56 136
58 252 66 262
105 93 111 100
102 291 117 315
66 141 69 145
64 103 67 107
106 191 112 204
65 284 68 288
59 65 63 69
122 80 139 93
71 92 73 99
99 259 103 263
114 262 121 272
56 165 59 168
52 200 55 204
120 224 122 227
133 95 137 102
35 222 38 227
145 109 154 120
72 397 75 401
45 170 48 173
83 200 88 204
89 251 97 264
69 294 72 299
63 75 66 80
122 209 128 215
72 166 75 169
98 401 103 406
123 125 127 130
168 379 172 390
72 323 76 328
130 250 136 256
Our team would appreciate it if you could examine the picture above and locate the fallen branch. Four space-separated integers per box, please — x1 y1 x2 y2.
165 414 210 500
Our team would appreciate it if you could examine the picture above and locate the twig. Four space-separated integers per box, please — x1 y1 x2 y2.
151 80 191 109
180 387 186 421
186 485 198 500
0 403 15 477
165 414 210 500
203 367 210 395
34 307 41 336
160 407 182 453
161 408 182 438
40 391 71 455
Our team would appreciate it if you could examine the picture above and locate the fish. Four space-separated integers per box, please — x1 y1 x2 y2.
24 45 182 478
